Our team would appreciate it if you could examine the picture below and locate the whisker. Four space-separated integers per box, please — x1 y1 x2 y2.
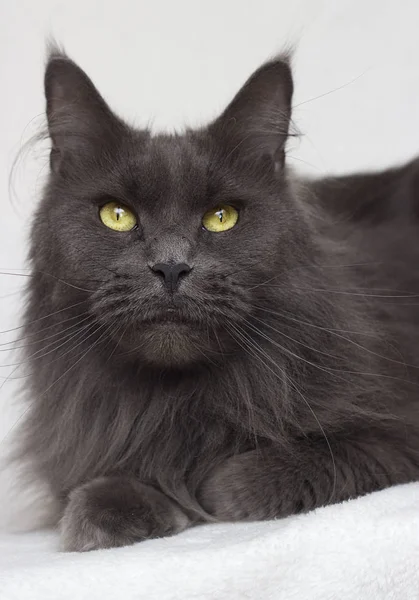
224 324 264 434
242 318 369 392
250 304 378 337
0 299 88 337
287 155 323 172
223 250 281 279
228 321 337 503
250 314 350 363
251 283 419 300
0 290 24 300
0 322 112 447
103 322 129 365
292 69 369 109
212 324 225 357
188 337 218 366
115 332 148 358
251 305 419 372
0 269 104 293
0 312 92 352
84 256 121 279
0 321 100 383
0 317 95 368
243 261 384 292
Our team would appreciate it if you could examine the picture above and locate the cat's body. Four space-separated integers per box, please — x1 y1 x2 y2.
18 51 419 551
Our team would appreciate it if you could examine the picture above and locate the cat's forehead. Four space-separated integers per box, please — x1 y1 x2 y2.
123 133 211 210
134 134 208 184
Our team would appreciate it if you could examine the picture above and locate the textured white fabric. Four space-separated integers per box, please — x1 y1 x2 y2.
1 483 418 600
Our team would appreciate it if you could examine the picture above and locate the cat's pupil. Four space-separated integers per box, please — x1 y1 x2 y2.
217 209 224 222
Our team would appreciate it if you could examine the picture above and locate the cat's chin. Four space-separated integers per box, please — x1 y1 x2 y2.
121 321 213 367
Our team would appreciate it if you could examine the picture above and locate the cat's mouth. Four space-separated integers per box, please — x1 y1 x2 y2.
136 302 204 327
140 314 199 327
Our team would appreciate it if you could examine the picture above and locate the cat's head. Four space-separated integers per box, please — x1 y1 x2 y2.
33 49 313 367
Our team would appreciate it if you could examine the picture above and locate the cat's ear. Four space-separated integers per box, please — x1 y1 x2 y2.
210 57 294 170
44 48 126 173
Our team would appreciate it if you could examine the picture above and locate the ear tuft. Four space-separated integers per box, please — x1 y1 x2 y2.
45 38 68 63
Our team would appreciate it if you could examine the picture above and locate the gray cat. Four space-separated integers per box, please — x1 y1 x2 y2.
16 48 419 551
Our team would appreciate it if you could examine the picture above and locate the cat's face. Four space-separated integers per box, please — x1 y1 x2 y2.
36 51 309 366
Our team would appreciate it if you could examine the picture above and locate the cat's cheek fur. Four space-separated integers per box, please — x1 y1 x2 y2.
60 477 190 552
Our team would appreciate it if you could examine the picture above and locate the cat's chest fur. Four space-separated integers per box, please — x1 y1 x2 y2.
23 348 251 501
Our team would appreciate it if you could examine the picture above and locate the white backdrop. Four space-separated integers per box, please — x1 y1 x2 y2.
1 0 419 520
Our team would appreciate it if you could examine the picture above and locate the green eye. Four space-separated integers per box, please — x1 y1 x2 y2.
202 204 239 232
99 202 137 232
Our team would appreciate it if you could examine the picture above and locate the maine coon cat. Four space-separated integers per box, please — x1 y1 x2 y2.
17 48 419 551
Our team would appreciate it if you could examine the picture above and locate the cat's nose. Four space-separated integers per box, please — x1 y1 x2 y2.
151 262 192 293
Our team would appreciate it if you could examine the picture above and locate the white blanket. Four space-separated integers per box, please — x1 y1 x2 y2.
1 483 418 600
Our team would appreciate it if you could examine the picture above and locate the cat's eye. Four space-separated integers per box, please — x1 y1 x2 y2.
99 202 137 232
202 204 239 232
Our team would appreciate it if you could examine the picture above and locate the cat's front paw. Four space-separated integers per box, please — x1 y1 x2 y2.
60 476 190 552
198 450 279 521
